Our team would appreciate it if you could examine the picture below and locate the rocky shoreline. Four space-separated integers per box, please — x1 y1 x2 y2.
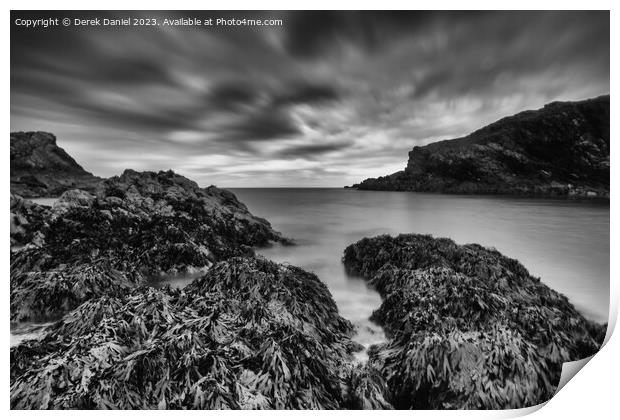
11 169 390 409
9 133 607 410
10 210 606 409
10 177 393 409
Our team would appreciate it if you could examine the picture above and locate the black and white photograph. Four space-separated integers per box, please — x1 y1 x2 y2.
8 7 612 412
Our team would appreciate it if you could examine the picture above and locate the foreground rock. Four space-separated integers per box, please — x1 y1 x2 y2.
11 132 101 198
343 234 606 409
11 257 387 409
10 170 287 322
10 194 50 247
350 95 609 198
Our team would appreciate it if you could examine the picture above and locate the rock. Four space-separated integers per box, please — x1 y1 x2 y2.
343 234 606 409
10 257 368 409
10 169 289 322
344 364 392 409
94 169 288 256
10 131 101 198
10 194 50 247
10 262 137 322
351 95 609 198
51 189 96 215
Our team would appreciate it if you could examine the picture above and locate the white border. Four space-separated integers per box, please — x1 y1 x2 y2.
3 2 616 418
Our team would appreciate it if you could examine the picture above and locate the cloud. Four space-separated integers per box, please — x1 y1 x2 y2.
282 11 450 58
10 10 609 187
207 81 260 111
272 82 340 106
223 109 301 141
202 79 341 143
277 140 353 158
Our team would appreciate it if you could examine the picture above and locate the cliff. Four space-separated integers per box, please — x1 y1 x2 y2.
10 131 101 197
350 95 610 198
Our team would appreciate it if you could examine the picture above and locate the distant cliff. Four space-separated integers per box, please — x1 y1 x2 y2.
350 95 610 198
10 131 101 197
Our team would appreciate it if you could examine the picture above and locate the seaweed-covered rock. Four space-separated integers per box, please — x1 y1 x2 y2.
10 262 137 322
10 170 287 321
11 258 364 409
51 189 96 215
343 234 606 409
10 194 49 247
343 363 392 409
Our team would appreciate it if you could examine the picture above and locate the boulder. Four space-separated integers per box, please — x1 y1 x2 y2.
10 194 49 247
343 234 606 409
51 189 96 215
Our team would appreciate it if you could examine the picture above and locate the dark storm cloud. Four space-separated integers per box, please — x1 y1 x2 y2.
402 11 610 101
206 79 340 110
283 11 456 58
224 109 301 141
10 10 609 187
203 79 340 142
208 82 260 111
284 11 608 100
277 141 353 158
97 59 172 84
272 82 340 106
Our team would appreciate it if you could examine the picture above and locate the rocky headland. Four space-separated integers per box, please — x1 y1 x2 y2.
11 132 101 198
350 95 609 198
343 234 606 409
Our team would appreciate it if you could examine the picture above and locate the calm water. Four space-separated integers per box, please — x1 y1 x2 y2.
14 190 609 353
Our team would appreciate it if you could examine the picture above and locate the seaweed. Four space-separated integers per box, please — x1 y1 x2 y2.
11 258 369 410
10 262 137 322
10 194 49 247
10 170 287 321
343 234 606 409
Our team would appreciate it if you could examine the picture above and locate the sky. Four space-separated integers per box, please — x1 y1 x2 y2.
11 11 610 187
